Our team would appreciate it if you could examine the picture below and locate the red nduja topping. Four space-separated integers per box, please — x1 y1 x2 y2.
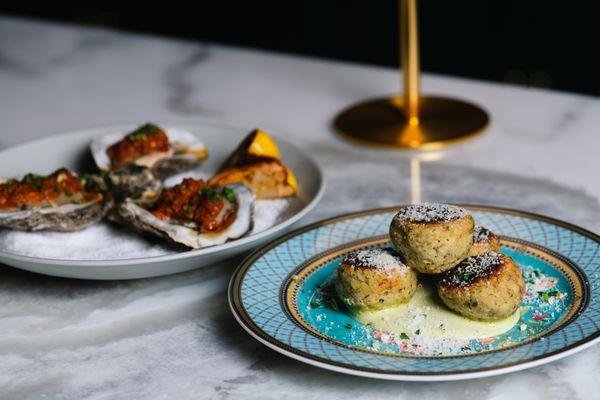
0 168 87 211
150 178 237 232
106 123 170 167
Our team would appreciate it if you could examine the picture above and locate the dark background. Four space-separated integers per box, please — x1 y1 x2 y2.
2 1 599 95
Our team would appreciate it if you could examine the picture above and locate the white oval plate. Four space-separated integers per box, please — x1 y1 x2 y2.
0 122 324 280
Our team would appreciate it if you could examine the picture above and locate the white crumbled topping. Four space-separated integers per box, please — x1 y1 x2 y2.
343 248 408 273
473 225 493 243
440 252 504 287
394 203 467 223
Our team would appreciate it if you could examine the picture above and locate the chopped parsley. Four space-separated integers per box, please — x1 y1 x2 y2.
65 188 73 197
345 323 353 329
414 329 420 335
79 173 90 185
538 290 561 301
4 178 16 186
400 332 409 340
128 123 162 141
200 187 237 203
23 173 42 181
222 187 236 202
200 188 220 203
29 182 42 191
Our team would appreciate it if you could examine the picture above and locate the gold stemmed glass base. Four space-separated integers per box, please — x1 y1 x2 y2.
334 95 489 150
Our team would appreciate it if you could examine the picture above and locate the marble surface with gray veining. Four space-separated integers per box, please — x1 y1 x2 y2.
0 16 599 400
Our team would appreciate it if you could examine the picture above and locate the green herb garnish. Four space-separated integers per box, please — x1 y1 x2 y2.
23 173 42 181
79 173 90 185
30 182 42 191
200 188 220 203
414 329 420 335
310 301 320 308
345 323 353 329
538 291 560 301
400 332 409 340
65 188 73 197
222 187 236 203
200 187 237 204
128 123 162 141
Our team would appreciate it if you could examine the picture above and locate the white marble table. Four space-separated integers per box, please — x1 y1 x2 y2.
1 16 599 400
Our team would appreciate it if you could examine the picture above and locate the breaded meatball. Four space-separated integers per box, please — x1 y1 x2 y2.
436 252 525 321
389 203 474 274
335 248 417 311
468 225 501 257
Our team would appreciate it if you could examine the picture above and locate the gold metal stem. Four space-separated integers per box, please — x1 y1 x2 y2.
401 0 420 124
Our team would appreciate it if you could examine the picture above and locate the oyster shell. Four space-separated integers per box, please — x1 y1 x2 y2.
90 125 207 179
0 170 105 232
0 199 104 232
114 183 254 249
106 164 162 203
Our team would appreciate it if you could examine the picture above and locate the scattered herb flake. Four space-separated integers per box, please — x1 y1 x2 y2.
222 187 236 203
200 188 220 203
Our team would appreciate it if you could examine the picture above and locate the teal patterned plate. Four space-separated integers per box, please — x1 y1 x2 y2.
228 206 600 381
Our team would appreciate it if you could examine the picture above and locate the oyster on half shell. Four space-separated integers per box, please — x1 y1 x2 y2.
90 124 208 179
114 183 254 249
0 169 105 232
105 164 163 203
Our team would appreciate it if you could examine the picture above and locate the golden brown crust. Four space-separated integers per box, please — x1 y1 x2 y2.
436 253 526 321
468 226 501 257
335 248 417 310
390 212 475 274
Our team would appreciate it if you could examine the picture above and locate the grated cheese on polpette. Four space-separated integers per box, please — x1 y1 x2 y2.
438 252 504 288
393 203 467 224
473 225 493 242
342 248 409 273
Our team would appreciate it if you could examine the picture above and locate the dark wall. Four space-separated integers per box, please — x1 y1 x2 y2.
3 1 599 95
